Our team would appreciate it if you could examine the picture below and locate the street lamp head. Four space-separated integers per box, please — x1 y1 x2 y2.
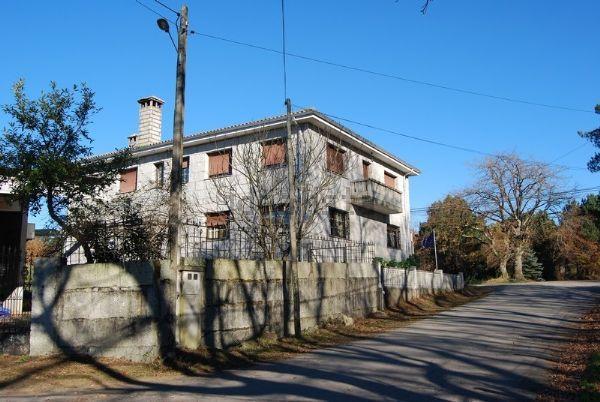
157 18 170 33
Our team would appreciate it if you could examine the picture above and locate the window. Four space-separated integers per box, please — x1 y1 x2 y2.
329 207 349 239
206 212 230 240
387 225 401 249
119 168 137 193
182 157 190 184
262 139 286 167
208 149 232 177
326 144 345 174
384 172 396 188
261 204 289 228
154 162 164 188
362 161 370 179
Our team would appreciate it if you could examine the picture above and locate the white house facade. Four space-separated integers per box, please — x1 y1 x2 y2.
97 97 420 262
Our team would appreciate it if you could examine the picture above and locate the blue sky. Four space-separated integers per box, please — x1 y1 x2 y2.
1 0 598 228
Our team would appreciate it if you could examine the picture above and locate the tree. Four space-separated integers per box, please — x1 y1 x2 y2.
417 195 487 277
0 80 132 260
208 126 354 259
464 153 567 280
579 104 600 172
522 249 543 281
556 194 600 279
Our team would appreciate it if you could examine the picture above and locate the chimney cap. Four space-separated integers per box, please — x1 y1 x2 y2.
138 96 164 106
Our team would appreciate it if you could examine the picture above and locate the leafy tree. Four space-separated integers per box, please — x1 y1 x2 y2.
556 197 600 280
529 212 560 280
418 195 487 277
0 80 132 259
579 104 600 172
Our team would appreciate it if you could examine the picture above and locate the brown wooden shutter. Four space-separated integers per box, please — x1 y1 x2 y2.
362 161 370 179
206 212 229 227
384 172 396 188
262 140 286 166
208 150 231 177
119 168 137 193
326 144 345 174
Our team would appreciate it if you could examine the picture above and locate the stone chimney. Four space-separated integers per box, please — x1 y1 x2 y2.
128 96 164 147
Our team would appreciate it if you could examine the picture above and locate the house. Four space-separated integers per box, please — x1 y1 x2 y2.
95 97 420 262
0 182 31 309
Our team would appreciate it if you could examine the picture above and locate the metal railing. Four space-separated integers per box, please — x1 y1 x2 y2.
61 221 375 264
0 245 31 333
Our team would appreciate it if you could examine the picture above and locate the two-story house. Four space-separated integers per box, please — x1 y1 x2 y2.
96 96 420 261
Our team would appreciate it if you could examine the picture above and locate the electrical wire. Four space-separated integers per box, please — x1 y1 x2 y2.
292 103 588 171
549 143 588 164
153 0 179 16
188 31 594 114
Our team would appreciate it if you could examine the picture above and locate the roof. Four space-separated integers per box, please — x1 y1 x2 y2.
94 109 420 176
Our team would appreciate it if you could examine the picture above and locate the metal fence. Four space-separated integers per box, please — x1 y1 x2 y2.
0 245 31 332
62 221 375 264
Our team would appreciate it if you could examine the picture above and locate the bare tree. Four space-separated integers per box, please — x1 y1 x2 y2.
207 124 355 259
464 154 566 280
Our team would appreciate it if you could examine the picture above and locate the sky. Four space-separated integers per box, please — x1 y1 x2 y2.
1 0 598 228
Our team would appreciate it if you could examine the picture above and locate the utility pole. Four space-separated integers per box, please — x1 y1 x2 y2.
284 98 301 337
433 229 439 271
167 5 188 272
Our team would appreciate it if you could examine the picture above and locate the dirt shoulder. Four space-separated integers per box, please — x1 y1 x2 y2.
0 287 489 395
539 302 600 401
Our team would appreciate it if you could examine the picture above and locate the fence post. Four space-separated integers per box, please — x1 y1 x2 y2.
376 260 384 310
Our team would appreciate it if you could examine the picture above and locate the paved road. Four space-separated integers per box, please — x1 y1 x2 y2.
4 281 600 401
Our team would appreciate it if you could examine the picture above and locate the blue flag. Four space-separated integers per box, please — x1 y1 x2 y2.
422 233 434 249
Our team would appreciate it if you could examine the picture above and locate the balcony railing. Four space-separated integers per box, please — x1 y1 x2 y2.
350 179 403 214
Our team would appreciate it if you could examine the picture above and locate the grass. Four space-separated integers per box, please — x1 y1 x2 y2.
0 287 489 395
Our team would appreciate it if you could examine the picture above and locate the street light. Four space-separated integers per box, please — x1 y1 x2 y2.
156 18 170 33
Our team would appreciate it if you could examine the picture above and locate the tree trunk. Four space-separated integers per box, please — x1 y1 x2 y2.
513 246 525 280
46 189 94 262
499 256 509 280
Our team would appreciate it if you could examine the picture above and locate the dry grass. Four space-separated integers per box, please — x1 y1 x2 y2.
0 287 488 395
539 304 600 401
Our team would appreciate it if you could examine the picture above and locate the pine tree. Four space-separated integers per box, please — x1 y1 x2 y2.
523 249 544 280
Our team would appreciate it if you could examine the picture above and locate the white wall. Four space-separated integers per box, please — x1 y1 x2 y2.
102 124 415 261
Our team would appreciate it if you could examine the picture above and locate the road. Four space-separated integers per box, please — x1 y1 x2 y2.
4 281 600 401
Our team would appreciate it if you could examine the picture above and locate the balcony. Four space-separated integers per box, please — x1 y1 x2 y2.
350 179 403 214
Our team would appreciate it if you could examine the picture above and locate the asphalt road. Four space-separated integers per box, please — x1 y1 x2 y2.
5 281 600 401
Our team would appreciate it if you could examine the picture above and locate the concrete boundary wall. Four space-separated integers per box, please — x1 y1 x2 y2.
383 267 464 306
199 259 380 348
29 259 175 362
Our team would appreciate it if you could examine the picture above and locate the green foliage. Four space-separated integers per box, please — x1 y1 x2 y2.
0 80 132 242
376 255 420 269
522 249 543 280
579 104 600 173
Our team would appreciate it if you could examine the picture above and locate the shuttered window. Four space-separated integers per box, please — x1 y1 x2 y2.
262 139 286 167
119 168 137 193
384 172 396 188
362 161 370 179
208 149 232 177
206 211 230 240
326 144 345 174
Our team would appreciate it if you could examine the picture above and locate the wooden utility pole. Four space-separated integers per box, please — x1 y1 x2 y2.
284 98 301 337
167 5 188 271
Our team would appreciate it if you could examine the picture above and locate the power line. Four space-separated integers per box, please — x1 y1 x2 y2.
292 103 588 171
134 0 176 25
153 0 179 16
410 186 600 212
550 143 588 163
188 31 594 114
